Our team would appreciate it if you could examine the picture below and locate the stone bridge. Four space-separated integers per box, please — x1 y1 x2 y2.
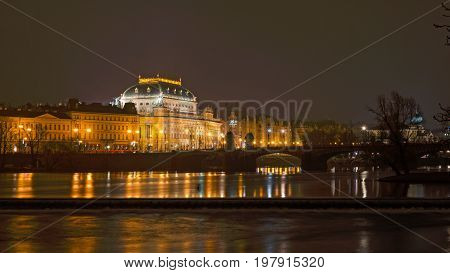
221 143 447 171
2 143 446 172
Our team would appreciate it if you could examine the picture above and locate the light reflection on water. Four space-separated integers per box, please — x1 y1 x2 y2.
1 211 448 252
0 171 448 199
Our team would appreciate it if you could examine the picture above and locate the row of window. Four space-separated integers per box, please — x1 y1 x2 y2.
73 115 137 122
81 124 131 131
137 102 194 109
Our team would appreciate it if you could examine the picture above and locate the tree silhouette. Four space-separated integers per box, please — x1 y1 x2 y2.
225 131 235 151
244 132 255 150
0 122 14 170
434 3 450 45
433 104 450 144
433 104 450 123
368 91 420 175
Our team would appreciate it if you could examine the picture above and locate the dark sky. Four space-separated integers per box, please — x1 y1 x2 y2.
1 0 449 126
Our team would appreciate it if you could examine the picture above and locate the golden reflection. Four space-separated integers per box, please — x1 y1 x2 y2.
70 173 94 198
219 174 225 198
121 217 145 252
184 173 191 198
12 240 33 253
181 239 192 252
280 179 286 198
71 173 81 198
7 215 35 252
259 186 264 197
68 237 97 253
237 174 244 197
205 173 214 198
15 173 33 198
204 239 217 252
85 172 94 198
125 172 142 198
64 216 97 252
155 172 169 198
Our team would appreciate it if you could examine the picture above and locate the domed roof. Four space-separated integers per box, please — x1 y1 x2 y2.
121 77 196 101
411 113 424 125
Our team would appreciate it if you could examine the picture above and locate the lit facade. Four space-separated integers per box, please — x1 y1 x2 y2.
225 114 303 149
0 76 224 153
114 76 223 151
0 111 73 153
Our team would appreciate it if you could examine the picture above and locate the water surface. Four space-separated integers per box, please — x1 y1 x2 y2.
0 211 448 252
0 171 448 199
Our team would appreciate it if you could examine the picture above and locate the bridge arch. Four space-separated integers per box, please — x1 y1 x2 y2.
256 153 301 174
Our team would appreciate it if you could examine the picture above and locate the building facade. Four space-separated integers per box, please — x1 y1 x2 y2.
114 76 224 151
225 114 303 149
0 76 224 153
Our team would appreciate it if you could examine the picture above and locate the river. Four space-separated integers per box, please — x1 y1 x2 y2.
0 171 449 253
0 170 448 199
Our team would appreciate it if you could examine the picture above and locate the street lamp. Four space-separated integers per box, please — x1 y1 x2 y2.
17 124 24 152
135 129 141 151
85 128 92 150
267 128 272 147
159 129 164 151
281 128 286 146
207 132 211 149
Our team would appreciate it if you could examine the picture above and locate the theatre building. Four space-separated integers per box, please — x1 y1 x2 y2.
114 76 223 151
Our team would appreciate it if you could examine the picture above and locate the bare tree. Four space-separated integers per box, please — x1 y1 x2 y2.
368 91 420 175
433 103 450 145
22 124 47 168
434 3 450 45
433 103 450 123
0 122 14 169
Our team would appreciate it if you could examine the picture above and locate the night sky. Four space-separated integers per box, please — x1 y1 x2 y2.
1 0 449 126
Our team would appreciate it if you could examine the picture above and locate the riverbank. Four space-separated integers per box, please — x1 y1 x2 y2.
0 198 449 210
379 172 450 184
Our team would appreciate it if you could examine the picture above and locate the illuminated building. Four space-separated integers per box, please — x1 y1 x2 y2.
114 75 223 151
224 114 303 149
0 75 223 153
364 113 436 144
